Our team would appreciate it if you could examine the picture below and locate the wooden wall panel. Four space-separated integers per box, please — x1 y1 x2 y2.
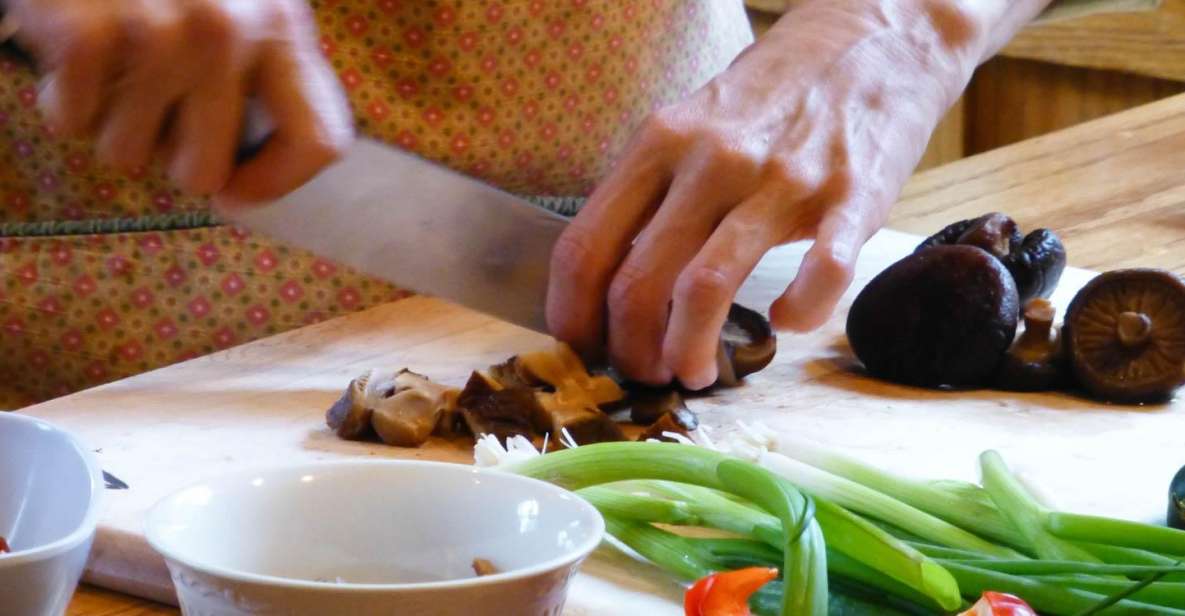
965 56 1185 155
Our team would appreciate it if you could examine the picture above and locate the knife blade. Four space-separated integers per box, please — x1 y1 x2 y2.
219 138 569 334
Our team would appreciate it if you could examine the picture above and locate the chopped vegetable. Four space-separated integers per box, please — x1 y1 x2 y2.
480 427 1185 616
959 591 1037 616
0 536 9 554
684 567 779 616
471 558 498 577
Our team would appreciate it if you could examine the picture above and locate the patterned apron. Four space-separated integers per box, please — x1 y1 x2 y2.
0 0 753 406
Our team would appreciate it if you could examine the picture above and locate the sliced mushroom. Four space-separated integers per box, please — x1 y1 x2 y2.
637 407 699 443
325 374 375 440
715 304 777 387
1063 268 1185 403
625 388 689 425
472 558 499 577
846 245 1020 388
487 356 543 390
456 371 540 442
371 370 459 447
534 392 626 445
517 343 625 405
994 299 1066 392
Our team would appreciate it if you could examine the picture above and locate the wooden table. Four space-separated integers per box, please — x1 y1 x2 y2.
66 92 1185 614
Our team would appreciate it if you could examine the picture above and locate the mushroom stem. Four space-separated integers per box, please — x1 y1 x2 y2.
1020 298 1055 341
1116 311 1153 348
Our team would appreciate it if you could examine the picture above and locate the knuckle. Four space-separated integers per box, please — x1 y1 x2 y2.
62 15 113 57
550 225 600 283
675 266 731 307
185 3 240 54
811 245 855 284
607 262 655 320
638 109 688 147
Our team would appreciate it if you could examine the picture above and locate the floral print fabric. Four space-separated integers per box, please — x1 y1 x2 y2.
0 0 753 407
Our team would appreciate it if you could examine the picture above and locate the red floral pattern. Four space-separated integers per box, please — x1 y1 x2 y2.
0 0 752 407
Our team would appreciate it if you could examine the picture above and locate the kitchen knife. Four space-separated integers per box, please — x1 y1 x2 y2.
218 138 570 334
0 35 569 333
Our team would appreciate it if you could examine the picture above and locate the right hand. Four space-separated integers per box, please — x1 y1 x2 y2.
6 0 354 202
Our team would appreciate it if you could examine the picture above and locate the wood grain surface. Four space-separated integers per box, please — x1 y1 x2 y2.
58 92 1185 615
1003 0 1185 83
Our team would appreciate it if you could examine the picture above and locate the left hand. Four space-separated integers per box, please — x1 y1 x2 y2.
546 0 995 389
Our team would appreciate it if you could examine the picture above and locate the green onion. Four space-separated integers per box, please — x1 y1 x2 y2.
1048 512 1185 557
979 451 1101 563
586 481 960 610
509 442 827 616
942 561 1185 615
939 559 1185 577
813 499 962 611
1036 574 1185 609
759 450 1020 558
774 439 1024 547
602 514 713 581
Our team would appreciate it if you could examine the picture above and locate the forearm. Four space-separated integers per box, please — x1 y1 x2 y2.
760 0 1052 115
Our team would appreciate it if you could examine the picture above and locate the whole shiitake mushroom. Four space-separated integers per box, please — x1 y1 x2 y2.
918 212 1066 303
847 244 1020 388
1063 268 1185 403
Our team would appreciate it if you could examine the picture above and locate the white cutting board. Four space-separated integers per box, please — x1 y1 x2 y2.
21 228 1185 613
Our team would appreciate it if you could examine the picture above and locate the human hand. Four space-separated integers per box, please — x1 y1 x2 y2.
6 0 353 202
546 0 1026 389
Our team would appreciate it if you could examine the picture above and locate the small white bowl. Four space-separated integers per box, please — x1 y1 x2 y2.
146 460 604 616
0 412 104 616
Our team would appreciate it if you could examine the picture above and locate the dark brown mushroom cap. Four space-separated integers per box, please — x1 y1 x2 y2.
1004 229 1067 303
715 304 777 387
916 212 1021 260
846 245 1020 388
1063 269 1185 403
917 213 1067 303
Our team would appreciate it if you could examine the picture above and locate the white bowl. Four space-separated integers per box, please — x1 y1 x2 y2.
0 412 104 616
146 460 604 616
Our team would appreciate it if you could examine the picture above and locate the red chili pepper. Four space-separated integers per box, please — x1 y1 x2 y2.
684 567 779 616
0 536 9 554
959 591 1038 616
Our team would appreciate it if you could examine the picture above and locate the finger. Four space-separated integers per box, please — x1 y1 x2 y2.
605 174 726 384
95 87 176 173
217 22 353 204
662 197 782 390
36 10 121 136
93 4 187 172
545 139 673 361
168 78 246 194
770 203 877 332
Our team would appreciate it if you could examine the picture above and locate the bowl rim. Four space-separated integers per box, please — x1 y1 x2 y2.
0 412 104 566
144 459 605 592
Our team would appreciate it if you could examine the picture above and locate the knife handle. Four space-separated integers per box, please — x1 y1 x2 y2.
0 29 273 164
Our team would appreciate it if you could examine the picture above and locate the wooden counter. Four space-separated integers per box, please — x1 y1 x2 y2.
66 93 1185 614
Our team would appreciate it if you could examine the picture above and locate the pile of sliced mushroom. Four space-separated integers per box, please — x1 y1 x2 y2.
326 340 749 449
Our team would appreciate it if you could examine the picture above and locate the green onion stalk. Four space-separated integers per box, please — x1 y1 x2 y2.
507 442 828 615
979 451 1102 563
582 477 961 609
767 435 1025 548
